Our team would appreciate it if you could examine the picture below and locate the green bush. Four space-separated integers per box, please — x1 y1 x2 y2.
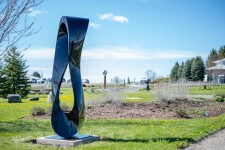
31 106 46 116
215 94 225 99
60 103 70 111
91 88 95 93
215 96 224 102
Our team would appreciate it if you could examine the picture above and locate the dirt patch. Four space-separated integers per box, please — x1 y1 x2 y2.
28 100 225 119
86 100 225 119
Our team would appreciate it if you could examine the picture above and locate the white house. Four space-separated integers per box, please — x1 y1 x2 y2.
205 58 225 84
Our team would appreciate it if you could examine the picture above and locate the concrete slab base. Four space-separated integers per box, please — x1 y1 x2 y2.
36 134 100 147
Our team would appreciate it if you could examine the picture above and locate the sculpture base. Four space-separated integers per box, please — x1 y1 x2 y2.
36 134 100 147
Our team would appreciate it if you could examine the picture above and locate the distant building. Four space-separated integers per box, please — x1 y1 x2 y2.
205 58 225 84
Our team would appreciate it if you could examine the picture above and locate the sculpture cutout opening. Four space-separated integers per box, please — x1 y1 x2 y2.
51 16 89 138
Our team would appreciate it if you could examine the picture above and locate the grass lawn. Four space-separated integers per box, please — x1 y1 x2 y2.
124 92 154 102
1 116 225 150
190 85 225 95
1 86 225 149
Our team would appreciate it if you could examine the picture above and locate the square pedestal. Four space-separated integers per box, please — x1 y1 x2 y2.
36 134 100 147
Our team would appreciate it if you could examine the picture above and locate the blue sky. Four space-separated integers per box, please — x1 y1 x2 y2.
21 0 225 83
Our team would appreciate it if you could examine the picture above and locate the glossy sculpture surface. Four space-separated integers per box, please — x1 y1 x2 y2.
51 16 89 138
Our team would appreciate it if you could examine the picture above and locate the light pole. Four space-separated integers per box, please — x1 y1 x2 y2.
103 70 108 89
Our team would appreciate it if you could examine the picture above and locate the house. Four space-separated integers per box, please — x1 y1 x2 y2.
205 58 225 84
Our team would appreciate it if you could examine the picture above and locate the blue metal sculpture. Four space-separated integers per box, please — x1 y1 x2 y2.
51 16 89 138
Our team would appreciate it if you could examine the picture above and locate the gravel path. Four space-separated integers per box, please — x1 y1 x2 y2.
185 128 225 150
123 84 146 92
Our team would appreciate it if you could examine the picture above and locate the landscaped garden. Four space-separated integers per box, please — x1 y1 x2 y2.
1 84 225 149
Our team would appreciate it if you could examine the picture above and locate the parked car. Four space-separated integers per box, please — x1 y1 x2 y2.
82 79 90 84
45 78 52 84
82 83 87 87
37 78 46 83
67 79 71 83
29 78 37 83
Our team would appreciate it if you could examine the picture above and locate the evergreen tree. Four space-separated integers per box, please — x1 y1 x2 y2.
127 76 130 84
0 58 5 97
32 71 41 78
190 56 205 81
206 49 218 68
183 59 194 80
218 46 225 59
170 62 179 82
177 61 184 79
1 47 30 98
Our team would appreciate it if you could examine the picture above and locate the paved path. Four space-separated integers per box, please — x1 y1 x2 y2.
191 95 214 99
123 84 146 93
185 128 225 150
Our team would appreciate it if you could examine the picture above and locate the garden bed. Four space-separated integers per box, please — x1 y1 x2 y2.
30 99 225 120
86 100 225 119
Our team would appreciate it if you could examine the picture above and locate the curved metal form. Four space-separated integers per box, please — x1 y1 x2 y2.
51 16 89 138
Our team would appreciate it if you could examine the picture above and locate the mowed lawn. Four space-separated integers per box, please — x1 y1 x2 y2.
0 86 225 149
190 85 225 95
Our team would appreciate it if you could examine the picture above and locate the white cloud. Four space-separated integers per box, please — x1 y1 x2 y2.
23 46 204 60
28 8 49 17
29 67 52 71
82 46 201 60
89 22 101 29
98 13 128 23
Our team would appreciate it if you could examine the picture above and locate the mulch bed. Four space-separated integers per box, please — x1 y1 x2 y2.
85 100 225 119
30 99 225 119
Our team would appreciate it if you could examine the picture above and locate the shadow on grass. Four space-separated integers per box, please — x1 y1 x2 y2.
86 120 166 126
0 120 50 133
102 137 195 143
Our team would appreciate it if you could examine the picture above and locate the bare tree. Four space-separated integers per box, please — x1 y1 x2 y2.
0 0 43 56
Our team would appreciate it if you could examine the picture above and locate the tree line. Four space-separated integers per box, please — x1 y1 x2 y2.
170 56 205 82
170 45 225 82
206 45 225 68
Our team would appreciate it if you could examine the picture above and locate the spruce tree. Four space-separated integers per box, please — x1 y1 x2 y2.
206 49 218 68
218 46 225 59
170 62 179 82
0 58 5 97
1 47 30 98
177 61 184 79
190 56 205 81
183 59 194 80
127 77 130 84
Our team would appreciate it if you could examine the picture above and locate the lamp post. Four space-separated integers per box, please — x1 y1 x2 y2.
103 70 108 89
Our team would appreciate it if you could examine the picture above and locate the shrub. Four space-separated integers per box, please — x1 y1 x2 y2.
215 96 224 102
31 106 46 116
60 103 70 111
46 103 70 114
152 83 191 101
214 94 225 99
46 106 52 115
91 88 95 93
86 91 124 107
174 108 189 118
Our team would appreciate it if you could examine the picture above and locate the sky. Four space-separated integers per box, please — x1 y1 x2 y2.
19 0 225 83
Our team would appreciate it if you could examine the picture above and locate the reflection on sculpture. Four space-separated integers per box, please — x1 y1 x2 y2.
51 16 89 138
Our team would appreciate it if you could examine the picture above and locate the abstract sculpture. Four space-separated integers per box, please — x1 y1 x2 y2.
51 16 89 138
